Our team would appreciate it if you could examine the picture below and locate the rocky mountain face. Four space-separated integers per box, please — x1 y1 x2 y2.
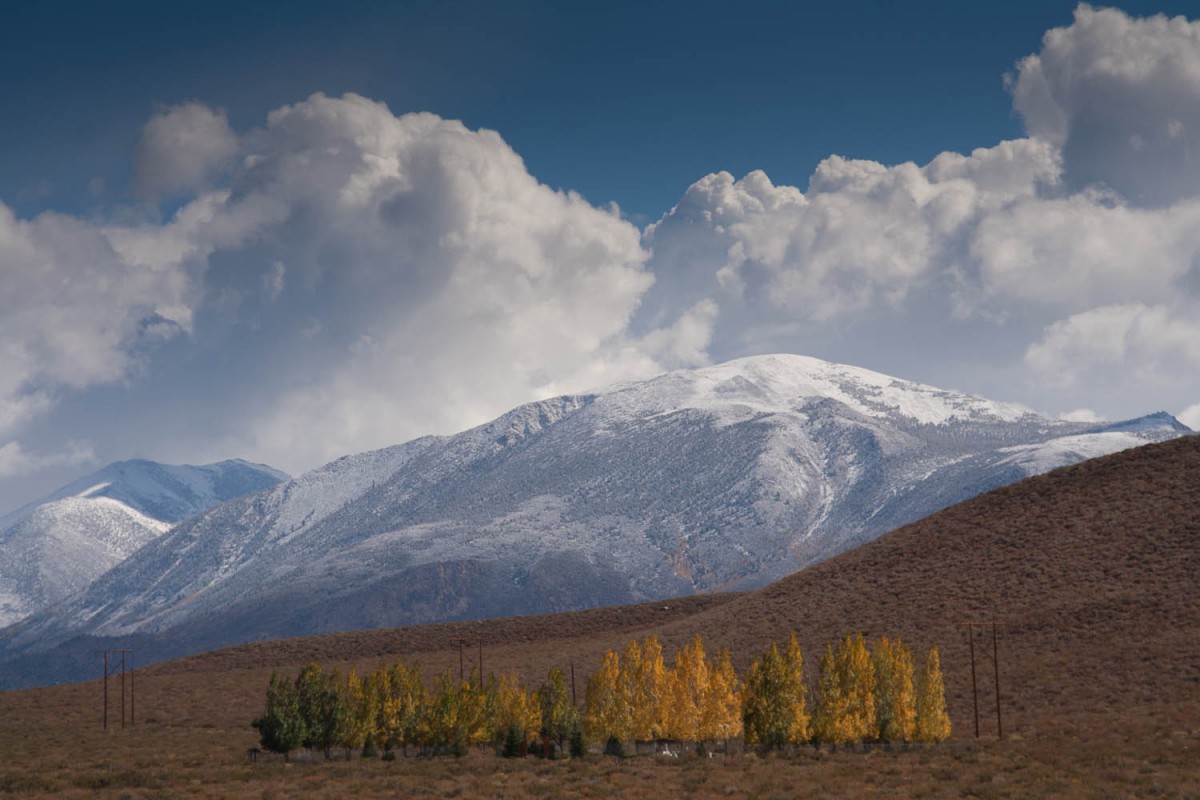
0 355 1188 687
0 459 288 628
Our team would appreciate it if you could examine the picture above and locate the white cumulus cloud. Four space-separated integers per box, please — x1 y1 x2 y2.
1011 4 1200 207
1025 304 1200 388
135 102 239 199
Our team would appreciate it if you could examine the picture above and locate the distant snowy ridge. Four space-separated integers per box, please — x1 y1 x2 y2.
0 459 288 628
0 355 1188 687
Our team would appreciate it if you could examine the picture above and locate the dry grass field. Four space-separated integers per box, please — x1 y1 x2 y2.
1 436 1198 798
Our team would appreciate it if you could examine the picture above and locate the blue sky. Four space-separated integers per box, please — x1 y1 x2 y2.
3 1 1200 513
6 0 1176 222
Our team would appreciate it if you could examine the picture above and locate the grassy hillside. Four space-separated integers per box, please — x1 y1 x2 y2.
1 436 1197 797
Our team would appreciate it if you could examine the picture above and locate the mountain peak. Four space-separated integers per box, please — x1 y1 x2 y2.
0 458 288 629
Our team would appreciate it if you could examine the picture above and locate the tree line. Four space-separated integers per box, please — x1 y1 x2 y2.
253 632 949 759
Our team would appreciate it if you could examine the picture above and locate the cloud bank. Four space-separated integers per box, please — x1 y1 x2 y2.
1 3 1198 500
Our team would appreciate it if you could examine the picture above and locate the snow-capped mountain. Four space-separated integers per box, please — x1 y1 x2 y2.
0 459 288 627
0 355 1189 686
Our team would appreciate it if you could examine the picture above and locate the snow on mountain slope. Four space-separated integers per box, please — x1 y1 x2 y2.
0 459 288 628
0 355 1189 684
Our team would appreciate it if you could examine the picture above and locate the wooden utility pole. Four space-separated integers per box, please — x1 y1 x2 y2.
99 649 135 729
967 626 979 738
102 651 109 730
992 622 1002 739
120 650 127 728
960 622 1003 739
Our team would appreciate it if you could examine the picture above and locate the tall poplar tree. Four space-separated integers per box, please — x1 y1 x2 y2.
539 668 579 748
621 636 667 742
742 634 807 747
873 637 916 742
915 647 951 742
584 649 626 744
699 647 742 742
664 635 708 741
814 634 875 744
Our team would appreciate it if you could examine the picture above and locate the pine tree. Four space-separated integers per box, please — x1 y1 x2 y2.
915 647 951 743
873 637 916 743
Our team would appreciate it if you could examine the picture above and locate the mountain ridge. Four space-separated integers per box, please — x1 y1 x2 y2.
0 354 1188 687
0 458 289 628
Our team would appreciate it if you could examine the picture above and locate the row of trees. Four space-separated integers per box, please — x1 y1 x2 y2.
253 661 577 758
253 632 949 758
584 633 949 747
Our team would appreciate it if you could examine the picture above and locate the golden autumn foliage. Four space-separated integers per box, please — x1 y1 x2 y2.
915 647 952 743
583 649 626 744
699 648 742 741
741 633 808 746
813 633 877 744
873 636 917 742
255 632 948 758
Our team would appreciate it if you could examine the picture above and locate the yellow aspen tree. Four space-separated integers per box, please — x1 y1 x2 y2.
915 647 951 743
361 665 389 753
699 647 742 741
539 668 579 748
742 635 807 747
622 636 667 742
379 661 404 751
336 668 369 756
584 649 625 744
617 638 642 739
783 632 811 743
873 637 916 742
665 635 708 741
521 685 543 746
812 643 844 744
426 668 461 750
459 668 490 746
840 633 876 743
814 634 874 744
